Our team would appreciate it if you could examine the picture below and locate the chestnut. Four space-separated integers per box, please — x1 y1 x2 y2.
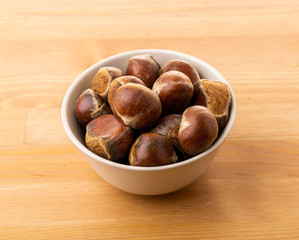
152 70 194 114
129 132 178 167
85 114 133 161
107 75 146 114
152 114 192 160
193 79 231 130
151 114 182 148
75 88 112 127
126 54 160 88
178 106 218 155
113 83 162 130
160 59 200 84
91 67 123 101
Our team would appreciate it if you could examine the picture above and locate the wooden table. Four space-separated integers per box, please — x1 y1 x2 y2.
1 1 299 239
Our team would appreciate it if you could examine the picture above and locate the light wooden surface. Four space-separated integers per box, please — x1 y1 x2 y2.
1 0 299 239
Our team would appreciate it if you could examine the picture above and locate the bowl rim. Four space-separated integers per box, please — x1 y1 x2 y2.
61 49 236 172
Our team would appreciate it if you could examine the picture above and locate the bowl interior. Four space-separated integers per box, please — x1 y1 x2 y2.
62 49 236 170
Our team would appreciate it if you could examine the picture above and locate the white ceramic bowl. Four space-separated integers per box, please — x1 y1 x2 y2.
61 49 236 195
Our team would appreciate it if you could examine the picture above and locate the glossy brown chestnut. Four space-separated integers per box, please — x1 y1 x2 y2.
113 83 162 130
129 132 178 167
107 75 146 114
178 106 218 155
193 79 231 130
160 59 200 84
91 67 123 101
75 88 112 127
152 114 182 148
152 70 194 114
152 114 192 160
85 114 133 161
126 54 160 88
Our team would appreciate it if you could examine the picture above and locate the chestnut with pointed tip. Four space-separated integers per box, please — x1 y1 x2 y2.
85 114 133 161
152 114 182 148
75 88 112 127
160 59 200 84
179 106 218 155
91 67 123 101
107 75 146 114
152 70 194 114
152 114 192 160
193 79 231 130
126 54 160 88
113 83 162 130
129 132 178 167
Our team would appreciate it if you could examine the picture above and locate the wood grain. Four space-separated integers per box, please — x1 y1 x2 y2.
1 0 299 239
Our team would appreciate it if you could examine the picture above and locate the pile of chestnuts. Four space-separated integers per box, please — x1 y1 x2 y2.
75 54 231 167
